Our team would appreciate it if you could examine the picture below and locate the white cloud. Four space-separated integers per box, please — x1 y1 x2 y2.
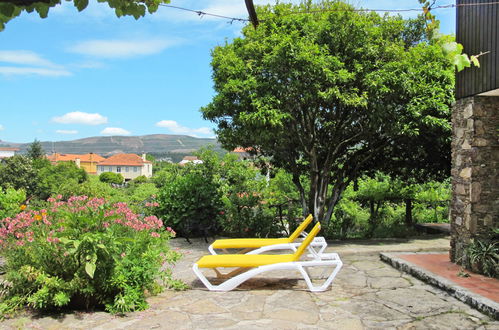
156 120 213 137
0 50 60 68
68 39 180 58
0 124 4 131
0 66 71 77
52 111 108 125
56 130 78 134
71 61 105 69
100 127 131 136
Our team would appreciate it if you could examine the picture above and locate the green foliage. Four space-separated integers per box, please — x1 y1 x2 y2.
0 155 38 194
69 175 116 199
217 153 280 238
36 162 88 200
152 162 181 189
26 139 45 159
0 0 170 31
157 169 224 239
466 239 498 278
0 196 181 316
329 174 450 239
132 175 148 184
0 187 26 220
202 0 454 224
126 183 158 204
99 172 124 184
263 169 302 232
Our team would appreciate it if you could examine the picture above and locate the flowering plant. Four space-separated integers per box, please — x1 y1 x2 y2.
0 195 182 315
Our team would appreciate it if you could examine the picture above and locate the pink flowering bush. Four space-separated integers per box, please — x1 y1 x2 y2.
0 195 182 316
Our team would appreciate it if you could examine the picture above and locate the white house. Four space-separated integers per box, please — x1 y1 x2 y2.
96 153 152 180
179 156 203 166
0 147 19 159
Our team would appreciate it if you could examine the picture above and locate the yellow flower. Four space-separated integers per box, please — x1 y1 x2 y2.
34 214 42 221
20 205 27 210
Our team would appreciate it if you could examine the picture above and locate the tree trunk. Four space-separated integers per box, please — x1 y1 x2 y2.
405 198 413 227
292 173 308 216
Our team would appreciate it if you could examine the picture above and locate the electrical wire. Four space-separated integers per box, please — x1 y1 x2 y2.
158 1 499 24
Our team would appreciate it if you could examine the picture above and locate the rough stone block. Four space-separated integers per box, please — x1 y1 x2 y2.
473 138 488 147
461 139 472 149
455 184 466 195
463 103 473 119
470 182 481 203
459 167 472 178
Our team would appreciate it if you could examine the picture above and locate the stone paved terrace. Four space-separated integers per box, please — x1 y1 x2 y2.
1 236 498 329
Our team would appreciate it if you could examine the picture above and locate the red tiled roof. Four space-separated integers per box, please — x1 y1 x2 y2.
233 147 254 153
46 153 79 162
98 153 151 166
0 148 19 151
47 153 106 163
78 153 105 162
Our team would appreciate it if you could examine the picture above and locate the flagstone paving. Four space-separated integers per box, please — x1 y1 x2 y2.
1 236 498 329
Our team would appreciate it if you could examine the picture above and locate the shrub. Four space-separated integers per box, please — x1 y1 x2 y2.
99 172 124 184
157 171 223 240
0 187 26 220
132 175 148 184
36 162 88 200
0 195 182 316
465 235 498 278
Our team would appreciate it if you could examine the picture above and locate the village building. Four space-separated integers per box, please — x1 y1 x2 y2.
0 147 19 160
97 153 152 180
232 147 256 160
179 156 203 166
46 153 105 174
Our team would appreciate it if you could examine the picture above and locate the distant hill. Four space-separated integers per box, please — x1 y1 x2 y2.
0 135 224 160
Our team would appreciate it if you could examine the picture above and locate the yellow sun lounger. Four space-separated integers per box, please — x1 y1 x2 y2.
208 214 328 256
193 222 343 292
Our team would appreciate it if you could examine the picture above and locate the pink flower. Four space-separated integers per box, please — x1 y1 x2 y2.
150 232 160 238
57 194 62 200
120 252 126 258
166 227 172 232
103 222 110 228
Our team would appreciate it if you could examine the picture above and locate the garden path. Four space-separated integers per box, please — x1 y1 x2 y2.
1 236 498 329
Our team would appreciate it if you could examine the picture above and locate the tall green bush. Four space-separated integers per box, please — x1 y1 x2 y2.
99 172 124 184
156 170 224 240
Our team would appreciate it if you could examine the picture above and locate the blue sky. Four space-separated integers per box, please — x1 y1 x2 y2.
0 0 456 143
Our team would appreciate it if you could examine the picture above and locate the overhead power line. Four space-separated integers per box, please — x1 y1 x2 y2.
158 4 249 23
158 2 499 24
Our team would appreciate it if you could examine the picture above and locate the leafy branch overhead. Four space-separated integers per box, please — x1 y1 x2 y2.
418 0 488 71
0 0 170 31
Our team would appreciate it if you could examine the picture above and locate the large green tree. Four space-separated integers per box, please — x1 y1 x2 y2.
202 1 454 225
0 0 170 31
0 155 38 193
26 139 45 159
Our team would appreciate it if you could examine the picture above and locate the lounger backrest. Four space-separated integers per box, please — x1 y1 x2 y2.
292 222 321 261
288 214 313 241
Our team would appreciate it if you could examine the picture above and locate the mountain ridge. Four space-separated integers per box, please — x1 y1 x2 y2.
0 134 223 158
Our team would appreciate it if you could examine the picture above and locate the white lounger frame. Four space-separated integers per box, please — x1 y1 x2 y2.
193 252 343 292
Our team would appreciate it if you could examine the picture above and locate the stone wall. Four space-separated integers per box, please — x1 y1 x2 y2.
450 96 499 264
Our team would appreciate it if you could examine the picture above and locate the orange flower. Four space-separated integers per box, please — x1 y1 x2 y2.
20 205 26 210
34 214 42 221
